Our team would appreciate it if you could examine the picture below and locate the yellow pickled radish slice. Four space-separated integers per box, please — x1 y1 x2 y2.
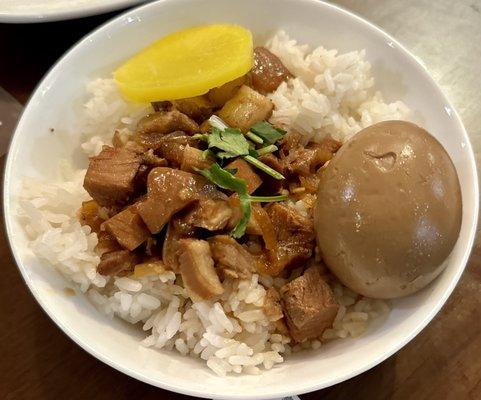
114 24 253 102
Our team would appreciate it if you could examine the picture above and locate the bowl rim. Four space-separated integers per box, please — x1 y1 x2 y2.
3 0 479 398
0 0 146 24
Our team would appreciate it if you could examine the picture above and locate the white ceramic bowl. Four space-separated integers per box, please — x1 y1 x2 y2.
4 0 478 398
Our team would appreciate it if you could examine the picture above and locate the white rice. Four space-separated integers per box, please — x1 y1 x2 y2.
17 31 398 376
267 31 410 142
80 78 150 156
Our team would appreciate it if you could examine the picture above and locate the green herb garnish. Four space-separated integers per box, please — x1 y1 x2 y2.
257 144 278 157
231 196 251 238
196 163 247 194
244 155 284 180
202 117 286 179
208 115 229 130
192 133 208 141
248 148 259 158
194 116 288 237
250 121 286 145
207 127 250 159
196 163 288 238
246 131 264 144
249 194 290 202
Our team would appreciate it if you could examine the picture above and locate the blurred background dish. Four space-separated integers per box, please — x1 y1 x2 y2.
0 0 147 23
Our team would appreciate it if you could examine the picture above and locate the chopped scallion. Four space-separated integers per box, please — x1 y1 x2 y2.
192 133 208 141
244 155 285 180
257 144 278 156
250 121 286 145
249 194 289 202
245 130 264 144
208 115 229 130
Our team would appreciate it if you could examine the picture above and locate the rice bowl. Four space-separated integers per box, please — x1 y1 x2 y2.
6 0 476 394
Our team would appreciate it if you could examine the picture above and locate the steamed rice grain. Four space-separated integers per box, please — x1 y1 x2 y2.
267 31 409 143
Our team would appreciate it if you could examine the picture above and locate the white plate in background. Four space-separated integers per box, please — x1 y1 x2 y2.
0 0 147 23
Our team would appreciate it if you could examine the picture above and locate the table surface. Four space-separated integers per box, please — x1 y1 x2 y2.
1 1 481 399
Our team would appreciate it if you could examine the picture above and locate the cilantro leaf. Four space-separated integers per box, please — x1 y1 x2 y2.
195 163 248 195
248 148 259 158
195 164 250 237
196 161 288 238
217 151 236 159
231 195 251 238
250 121 286 145
207 127 250 158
